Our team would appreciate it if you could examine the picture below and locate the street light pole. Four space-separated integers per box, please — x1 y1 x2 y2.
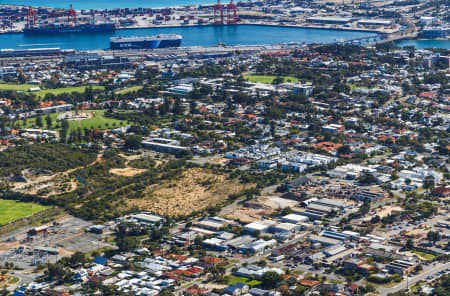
406 270 409 291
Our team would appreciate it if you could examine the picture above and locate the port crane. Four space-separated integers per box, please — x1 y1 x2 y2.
214 0 238 25
67 4 77 25
26 6 36 26
213 0 224 24
226 0 238 24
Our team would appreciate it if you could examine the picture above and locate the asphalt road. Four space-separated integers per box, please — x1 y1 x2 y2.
378 261 450 296
7 270 43 291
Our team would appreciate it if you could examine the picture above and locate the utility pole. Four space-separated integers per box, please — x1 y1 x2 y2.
406 270 409 291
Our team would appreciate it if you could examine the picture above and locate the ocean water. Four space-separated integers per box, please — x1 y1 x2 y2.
0 0 218 9
0 25 378 50
395 39 450 50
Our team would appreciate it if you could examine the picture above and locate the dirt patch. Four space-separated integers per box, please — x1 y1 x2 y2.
224 196 298 224
118 153 142 162
0 241 20 252
126 167 254 217
110 167 146 177
11 154 103 196
363 205 404 222
204 282 228 290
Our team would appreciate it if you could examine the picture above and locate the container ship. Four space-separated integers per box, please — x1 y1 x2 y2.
110 34 182 50
23 5 115 34
24 22 116 34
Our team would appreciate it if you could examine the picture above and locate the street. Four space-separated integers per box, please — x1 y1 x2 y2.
378 262 450 296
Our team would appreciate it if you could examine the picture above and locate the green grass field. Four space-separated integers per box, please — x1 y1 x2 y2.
244 75 299 84
411 250 436 261
0 199 48 225
226 275 262 287
0 84 104 98
35 86 104 98
19 109 126 131
0 83 36 91
115 85 143 95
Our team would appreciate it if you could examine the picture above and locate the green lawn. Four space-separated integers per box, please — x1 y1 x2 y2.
34 86 104 98
0 199 48 225
410 283 422 291
0 83 36 91
0 84 104 98
244 75 299 84
19 109 126 131
226 275 262 287
411 250 436 261
115 85 143 95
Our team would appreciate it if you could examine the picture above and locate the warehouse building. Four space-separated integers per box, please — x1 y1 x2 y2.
386 260 417 275
308 234 341 246
239 239 277 254
131 213 163 225
271 222 301 234
281 213 309 224
244 220 276 234
306 17 352 24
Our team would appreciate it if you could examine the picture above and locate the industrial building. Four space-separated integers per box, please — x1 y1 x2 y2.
35 104 73 115
0 66 17 78
130 213 163 225
292 83 313 97
195 217 230 231
243 220 276 234
306 17 352 24
308 234 341 246
142 138 188 154
239 239 277 254
281 213 309 224
385 260 417 275
352 190 385 202
63 53 132 70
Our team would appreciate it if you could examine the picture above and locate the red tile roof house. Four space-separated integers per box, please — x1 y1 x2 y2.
201 256 223 265
186 266 204 277
419 92 437 100
185 288 209 295
298 279 320 287
431 186 450 198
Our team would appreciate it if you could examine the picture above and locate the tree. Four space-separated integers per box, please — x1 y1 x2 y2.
159 288 174 296
45 263 72 281
172 98 184 115
189 100 198 114
337 145 351 155
116 236 139 252
46 114 52 128
36 115 43 128
405 239 414 249
124 135 142 150
261 271 283 289
295 285 308 296
61 119 69 131
272 76 284 85
414 264 423 273
69 251 86 268
423 175 435 189
427 231 440 243
359 173 377 185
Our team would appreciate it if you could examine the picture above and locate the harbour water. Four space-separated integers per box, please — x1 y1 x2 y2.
0 0 218 9
395 39 450 50
0 25 378 51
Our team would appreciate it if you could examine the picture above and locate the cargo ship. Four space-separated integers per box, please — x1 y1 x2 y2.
23 22 116 34
110 34 182 50
23 5 116 35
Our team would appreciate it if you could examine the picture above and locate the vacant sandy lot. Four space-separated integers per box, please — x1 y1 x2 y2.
224 196 298 224
126 168 254 217
363 205 404 222
110 167 146 177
